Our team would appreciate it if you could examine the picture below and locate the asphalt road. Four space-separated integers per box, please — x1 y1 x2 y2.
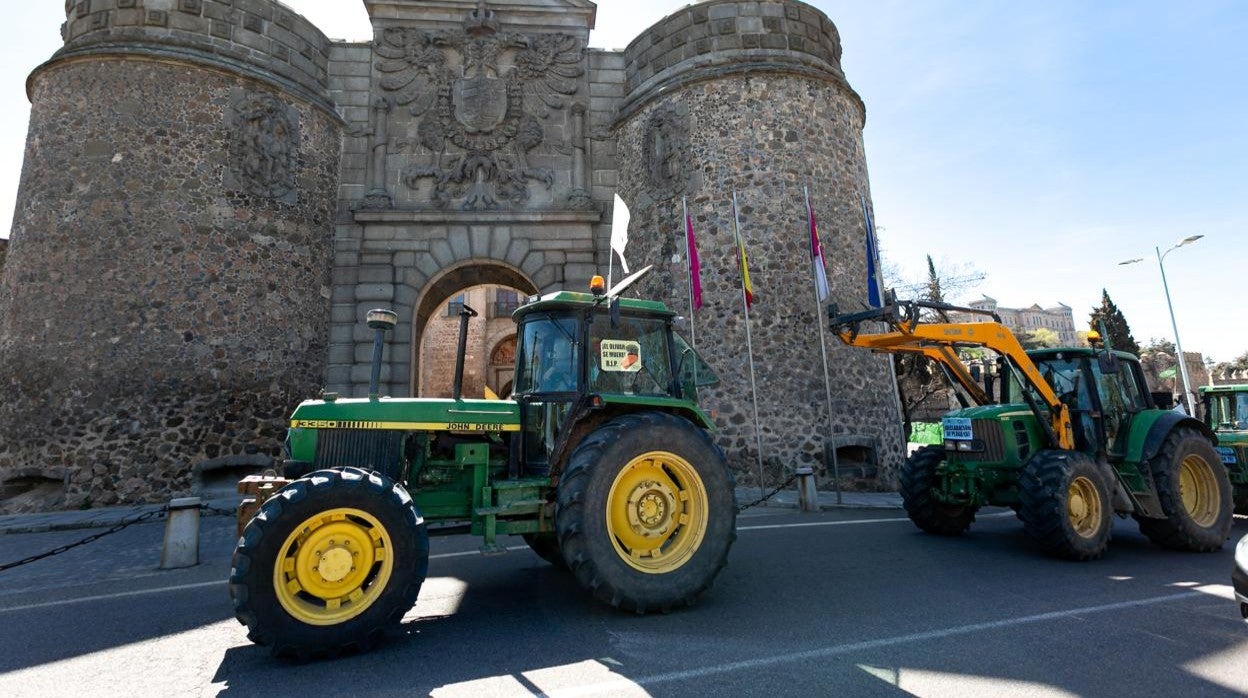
0 507 1245 697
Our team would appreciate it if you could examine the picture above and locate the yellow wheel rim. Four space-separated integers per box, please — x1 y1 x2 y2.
273 507 394 626
605 451 709 574
1067 476 1102 539
1179 454 1220 527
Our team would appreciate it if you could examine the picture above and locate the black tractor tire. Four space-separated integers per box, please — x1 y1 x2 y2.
1136 428 1233 552
1018 450 1113 561
899 445 977 536
522 533 566 569
555 411 736 613
1233 491 1248 517
229 467 429 659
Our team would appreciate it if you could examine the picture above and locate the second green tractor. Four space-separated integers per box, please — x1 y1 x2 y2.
830 296 1234 561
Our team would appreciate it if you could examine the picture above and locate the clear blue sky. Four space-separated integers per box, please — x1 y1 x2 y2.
2 1 1244 361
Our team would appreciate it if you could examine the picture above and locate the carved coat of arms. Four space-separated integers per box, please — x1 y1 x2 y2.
225 90 299 203
374 2 585 210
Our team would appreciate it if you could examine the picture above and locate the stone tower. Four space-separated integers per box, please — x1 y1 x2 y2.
615 0 905 481
0 0 342 510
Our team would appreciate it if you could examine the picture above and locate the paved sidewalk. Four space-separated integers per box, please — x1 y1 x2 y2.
734 486 902 511
0 487 902 535
0 497 242 535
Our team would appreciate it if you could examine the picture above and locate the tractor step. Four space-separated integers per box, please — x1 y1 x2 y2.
475 499 545 516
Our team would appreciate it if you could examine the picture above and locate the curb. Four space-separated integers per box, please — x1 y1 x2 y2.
0 499 241 536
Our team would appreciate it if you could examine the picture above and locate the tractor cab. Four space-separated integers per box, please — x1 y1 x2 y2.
511 284 717 475
1200 384 1248 511
1009 347 1153 460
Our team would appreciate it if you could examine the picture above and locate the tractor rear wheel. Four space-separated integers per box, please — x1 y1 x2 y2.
522 533 566 568
1018 450 1112 560
555 411 736 613
229 467 429 659
1136 428 1232 551
900 445 977 536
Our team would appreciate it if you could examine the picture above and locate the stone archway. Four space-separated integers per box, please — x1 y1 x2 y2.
411 261 537 396
488 334 517 397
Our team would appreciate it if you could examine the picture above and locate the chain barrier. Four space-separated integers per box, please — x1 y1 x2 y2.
200 503 239 518
737 473 799 513
0 505 168 573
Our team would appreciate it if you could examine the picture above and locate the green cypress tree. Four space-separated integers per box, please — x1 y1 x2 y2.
925 254 944 303
1089 289 1141 356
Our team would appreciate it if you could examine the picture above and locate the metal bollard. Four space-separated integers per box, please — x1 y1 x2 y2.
160 497 201 569
796 466 820 512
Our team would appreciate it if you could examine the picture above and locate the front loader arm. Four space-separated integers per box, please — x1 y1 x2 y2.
829 299 1075 451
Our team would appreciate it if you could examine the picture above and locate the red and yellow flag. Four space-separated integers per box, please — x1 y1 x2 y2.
732 195 755 307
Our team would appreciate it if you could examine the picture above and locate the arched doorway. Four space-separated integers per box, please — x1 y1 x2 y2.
489 335 517 397
412 262 537 397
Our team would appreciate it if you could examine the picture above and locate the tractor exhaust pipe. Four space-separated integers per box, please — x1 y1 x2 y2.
452 305 479 401
366 309 398 400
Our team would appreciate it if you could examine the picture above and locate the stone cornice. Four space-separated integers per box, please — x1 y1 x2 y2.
30 45 344 124
616 58 866 127
353 209 603 224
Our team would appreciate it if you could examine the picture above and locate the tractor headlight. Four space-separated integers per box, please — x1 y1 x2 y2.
955 440 985 453
1237 534 1248 571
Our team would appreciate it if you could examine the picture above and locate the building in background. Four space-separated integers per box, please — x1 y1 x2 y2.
954 295 1078 346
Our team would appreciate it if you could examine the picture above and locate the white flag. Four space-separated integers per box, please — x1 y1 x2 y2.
611 193 631 274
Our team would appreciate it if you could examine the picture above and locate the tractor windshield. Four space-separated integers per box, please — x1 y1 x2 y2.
588 313 675 397
1207 392 1248 429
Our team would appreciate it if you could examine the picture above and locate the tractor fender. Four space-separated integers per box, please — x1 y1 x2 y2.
1128 411 1216 464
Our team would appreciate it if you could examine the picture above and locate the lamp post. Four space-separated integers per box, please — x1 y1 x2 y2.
1119 234 1203 411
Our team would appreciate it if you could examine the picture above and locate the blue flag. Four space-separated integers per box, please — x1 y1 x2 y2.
862 194 882 308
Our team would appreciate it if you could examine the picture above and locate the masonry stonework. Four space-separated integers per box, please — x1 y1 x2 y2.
617 0 904 485
0 0 903 512
0 0 340 511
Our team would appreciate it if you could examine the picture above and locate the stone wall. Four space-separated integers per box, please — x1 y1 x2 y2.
616 0 905 486
0 239 6 276
0 0 341 512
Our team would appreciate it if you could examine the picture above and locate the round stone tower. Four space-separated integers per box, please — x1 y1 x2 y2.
0 0 342 511
616 0 905 485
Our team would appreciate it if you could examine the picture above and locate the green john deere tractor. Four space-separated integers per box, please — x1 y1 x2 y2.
229 270 735 658
830 297 1233 561
1200 384 1248 513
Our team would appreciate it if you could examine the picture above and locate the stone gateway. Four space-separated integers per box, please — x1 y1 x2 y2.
0 0 903 513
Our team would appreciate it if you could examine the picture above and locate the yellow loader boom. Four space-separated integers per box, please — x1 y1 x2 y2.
828 295 1076 451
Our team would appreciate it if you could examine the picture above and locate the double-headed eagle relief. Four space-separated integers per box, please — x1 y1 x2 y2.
375 1 586 210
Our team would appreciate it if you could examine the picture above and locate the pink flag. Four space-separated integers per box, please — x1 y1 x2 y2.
685 207 703 310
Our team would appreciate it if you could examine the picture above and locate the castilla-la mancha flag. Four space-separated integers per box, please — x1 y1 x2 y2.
806 191 829 302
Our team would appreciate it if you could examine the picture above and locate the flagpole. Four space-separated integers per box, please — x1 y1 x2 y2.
733 190 767 500
607 247 615 291
863 192 907 455
683 196 697 350
806 186 842 505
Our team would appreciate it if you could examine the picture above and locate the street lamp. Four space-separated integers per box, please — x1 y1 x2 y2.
1119 234 1204 411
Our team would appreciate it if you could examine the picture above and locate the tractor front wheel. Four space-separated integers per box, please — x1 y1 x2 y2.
899 445 977 536
555 411 736 613
1137 428 1232 551
229 467 429 659
1018 450 1112 561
